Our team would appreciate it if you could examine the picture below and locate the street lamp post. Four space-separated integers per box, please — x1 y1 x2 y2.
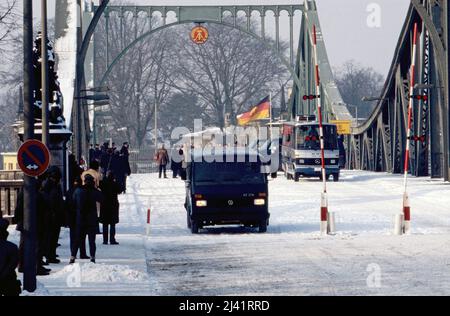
22 0 37 293
154 99 158 155
41 0 49 146
75 89 109 146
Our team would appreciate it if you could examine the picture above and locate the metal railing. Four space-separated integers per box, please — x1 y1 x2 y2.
0 171 24 222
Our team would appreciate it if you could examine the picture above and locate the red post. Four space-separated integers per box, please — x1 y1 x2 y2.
403 22 419 234
313 25 329 234
147 208 151 224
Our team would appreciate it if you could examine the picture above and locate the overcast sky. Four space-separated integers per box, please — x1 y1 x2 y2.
33 0 410 76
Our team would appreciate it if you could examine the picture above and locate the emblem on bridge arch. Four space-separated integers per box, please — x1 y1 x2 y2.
191 26 209 45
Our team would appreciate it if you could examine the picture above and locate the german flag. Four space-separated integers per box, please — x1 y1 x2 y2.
237 96 271 126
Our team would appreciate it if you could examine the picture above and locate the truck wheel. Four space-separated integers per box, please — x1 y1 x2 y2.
333 174 340 182
294 174 300 182
258 220 268 233
191 220 199 234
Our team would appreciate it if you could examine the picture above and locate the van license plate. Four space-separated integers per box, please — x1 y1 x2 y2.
314 168 322 172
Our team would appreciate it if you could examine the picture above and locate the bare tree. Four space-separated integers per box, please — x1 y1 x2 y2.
335 60 385 119
0 89 20 152
94 14 176 149
0 0 18 47
158 92 211 137
170 22 289 128
0 17 56 87
93 14 290 149
0 0 20 85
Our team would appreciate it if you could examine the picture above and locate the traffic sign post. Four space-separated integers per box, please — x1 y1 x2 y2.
22 0 38 293
18 140 51 177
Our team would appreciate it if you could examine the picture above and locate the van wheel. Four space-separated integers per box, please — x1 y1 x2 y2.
294 174 300 182
191 220 199 234
258 220 268 233
333 174 340 182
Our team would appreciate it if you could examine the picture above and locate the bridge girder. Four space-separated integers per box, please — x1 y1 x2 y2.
92 1 351 120
349 1 450 182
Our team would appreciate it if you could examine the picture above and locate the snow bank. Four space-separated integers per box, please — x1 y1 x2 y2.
48 263 148 283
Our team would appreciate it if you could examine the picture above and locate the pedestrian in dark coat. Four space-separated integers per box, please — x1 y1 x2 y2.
89 144 95 165
170 147 181 178
94 144 102 163
120 143 131 193
0 219 21 296
68 153 83 192
110 151 125 192
70 174 102 264
99 171 121 245
100 147 113 178
14 176 51 276
41 166 65 264
67 177 89 260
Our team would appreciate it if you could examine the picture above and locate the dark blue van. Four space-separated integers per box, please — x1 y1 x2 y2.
183 150 270 234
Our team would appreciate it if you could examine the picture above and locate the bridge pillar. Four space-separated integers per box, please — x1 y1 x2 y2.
445 0 450 181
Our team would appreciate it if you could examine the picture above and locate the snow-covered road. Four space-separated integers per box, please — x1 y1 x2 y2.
11 170 450 295
143 171 450 295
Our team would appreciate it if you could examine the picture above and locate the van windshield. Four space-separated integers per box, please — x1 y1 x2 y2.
296 125 338 150
194 162 265 184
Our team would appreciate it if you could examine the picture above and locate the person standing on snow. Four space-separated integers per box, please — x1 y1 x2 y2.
156 144 169 179
119 142 131 193
41 166 65 264
99 171 122 245
67 176 90 260
70 174 102 264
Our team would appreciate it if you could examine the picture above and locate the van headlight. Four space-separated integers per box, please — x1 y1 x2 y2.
196 200 207 207
254 199 266 206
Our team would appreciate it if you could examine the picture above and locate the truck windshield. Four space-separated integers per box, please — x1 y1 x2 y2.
296 125 338 150
194 162 265 184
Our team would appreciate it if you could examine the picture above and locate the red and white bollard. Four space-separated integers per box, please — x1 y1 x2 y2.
403 192 411 234
320 193 329 235
146 208 151 236
401 22 418 236
312 24 332 236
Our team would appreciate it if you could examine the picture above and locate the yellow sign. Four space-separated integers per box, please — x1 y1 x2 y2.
191 26 209 45
330 120 352 135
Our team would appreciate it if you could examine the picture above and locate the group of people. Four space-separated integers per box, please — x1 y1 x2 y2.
0 141 131 296
88 142 131 193
155 144 186 179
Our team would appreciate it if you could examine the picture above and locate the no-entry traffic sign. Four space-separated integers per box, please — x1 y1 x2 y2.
17 140 51 177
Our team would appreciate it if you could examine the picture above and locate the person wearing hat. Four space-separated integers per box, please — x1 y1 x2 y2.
0 218 21 296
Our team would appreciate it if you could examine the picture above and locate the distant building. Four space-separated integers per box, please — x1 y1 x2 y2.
1 152 19 171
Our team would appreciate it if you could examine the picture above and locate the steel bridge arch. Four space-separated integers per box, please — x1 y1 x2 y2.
349 1 450 181
97 19 301 91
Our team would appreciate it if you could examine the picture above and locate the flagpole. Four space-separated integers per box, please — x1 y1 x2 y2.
269 93 273 139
